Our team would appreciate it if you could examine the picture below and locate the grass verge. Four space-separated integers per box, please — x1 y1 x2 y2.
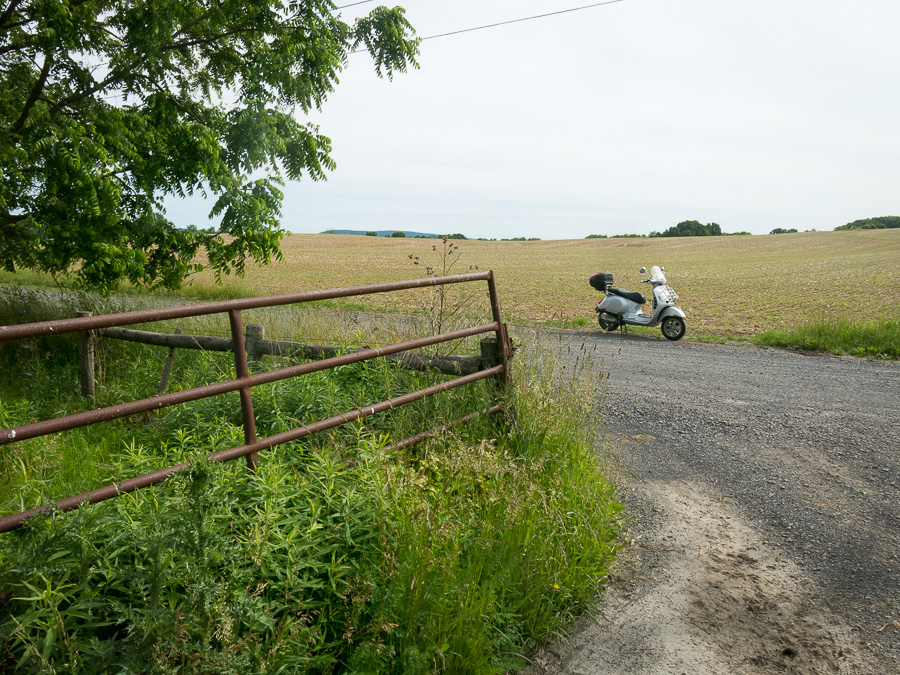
753 316 900 359
0 304 622 673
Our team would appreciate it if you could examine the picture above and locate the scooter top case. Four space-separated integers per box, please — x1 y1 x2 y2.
589 272 614 292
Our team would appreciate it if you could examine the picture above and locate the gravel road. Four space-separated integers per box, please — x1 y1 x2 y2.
529 331 899 675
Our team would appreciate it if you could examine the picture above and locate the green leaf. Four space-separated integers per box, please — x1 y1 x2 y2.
42 625 57 661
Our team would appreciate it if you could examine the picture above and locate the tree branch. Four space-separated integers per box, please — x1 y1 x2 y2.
0 41 31 56
46 20 260 118
48 25 240 116
95 23 123 43
0 214 30 252
11 51 52 134
0 211 28 223
172 10 214 40
161 26 259 52
0 0 27 31
48 70 120 115
2 0 84 36
132 72 207 125
102 164 136 180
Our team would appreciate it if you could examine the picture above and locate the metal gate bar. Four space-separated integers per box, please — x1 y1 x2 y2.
1 322 498 446
0 273 493 342
0 365 504 533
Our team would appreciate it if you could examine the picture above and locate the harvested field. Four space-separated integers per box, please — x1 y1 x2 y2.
3 229 898 336
197 229 900 336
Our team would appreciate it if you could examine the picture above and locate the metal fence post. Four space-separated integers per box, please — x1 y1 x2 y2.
485 272 510 383
229 310 259 470
485 273 517 427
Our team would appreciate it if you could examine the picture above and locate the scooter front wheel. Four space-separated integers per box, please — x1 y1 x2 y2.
598 313 619 331
661 316 686 341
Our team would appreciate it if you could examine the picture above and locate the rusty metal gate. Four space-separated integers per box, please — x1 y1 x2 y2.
0 272 513 533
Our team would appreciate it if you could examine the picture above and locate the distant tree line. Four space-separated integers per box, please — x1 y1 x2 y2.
341 216 899 242
834 216 900 230
350 231 545 241
659 220 722 237
379 231 470 239
586 220 751 239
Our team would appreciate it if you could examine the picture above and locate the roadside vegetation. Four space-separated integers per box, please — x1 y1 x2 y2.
0 299 622 673
754 316 900 359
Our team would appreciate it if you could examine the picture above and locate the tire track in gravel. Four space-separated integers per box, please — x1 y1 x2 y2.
528 331 899 675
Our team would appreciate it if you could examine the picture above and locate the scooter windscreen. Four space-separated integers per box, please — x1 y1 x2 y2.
650 265 666 284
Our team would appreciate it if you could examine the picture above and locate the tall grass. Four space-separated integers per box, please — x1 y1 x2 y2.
0 303 622 673
753 316 900 359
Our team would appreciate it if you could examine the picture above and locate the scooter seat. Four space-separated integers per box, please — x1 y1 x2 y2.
608 288 646 305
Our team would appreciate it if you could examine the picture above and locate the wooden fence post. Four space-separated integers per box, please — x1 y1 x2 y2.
480 335 507 403
157 328 182 395
480 334 517 428
77 310 96 400
230 311 259 470
480 336 501 373
245 323 264 371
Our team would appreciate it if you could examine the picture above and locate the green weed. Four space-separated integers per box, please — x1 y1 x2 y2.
754 316 900 359
0 309 622 673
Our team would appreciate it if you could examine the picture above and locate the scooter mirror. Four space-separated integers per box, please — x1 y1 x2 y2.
639 267 646 274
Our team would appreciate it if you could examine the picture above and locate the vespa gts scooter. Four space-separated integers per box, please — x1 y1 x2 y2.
590 266 687 341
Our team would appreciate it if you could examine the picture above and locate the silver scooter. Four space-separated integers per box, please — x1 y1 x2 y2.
590 266 687 341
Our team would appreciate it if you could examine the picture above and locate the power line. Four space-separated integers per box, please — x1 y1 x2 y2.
348 0 626 54
420 0 626 42
335 0 377 8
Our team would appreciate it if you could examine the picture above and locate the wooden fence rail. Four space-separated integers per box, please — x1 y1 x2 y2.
90 323 492 397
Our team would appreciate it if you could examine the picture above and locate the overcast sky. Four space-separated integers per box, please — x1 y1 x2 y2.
168 0 900 239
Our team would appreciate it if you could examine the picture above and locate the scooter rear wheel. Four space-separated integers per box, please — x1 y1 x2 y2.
598 314 620 331
661 316 686 341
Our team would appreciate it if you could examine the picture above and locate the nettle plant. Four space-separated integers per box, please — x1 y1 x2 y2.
408 238 481 341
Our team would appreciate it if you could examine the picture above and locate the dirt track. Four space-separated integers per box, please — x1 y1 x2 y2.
529 332 899 674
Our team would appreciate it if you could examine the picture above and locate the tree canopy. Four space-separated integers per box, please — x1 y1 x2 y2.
0 0 419 290
659 220 722 238
834 216 900 230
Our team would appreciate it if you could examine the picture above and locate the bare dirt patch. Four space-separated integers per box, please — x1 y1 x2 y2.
528 479 871 675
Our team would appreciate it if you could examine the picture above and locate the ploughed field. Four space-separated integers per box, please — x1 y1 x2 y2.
186 229 899 337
